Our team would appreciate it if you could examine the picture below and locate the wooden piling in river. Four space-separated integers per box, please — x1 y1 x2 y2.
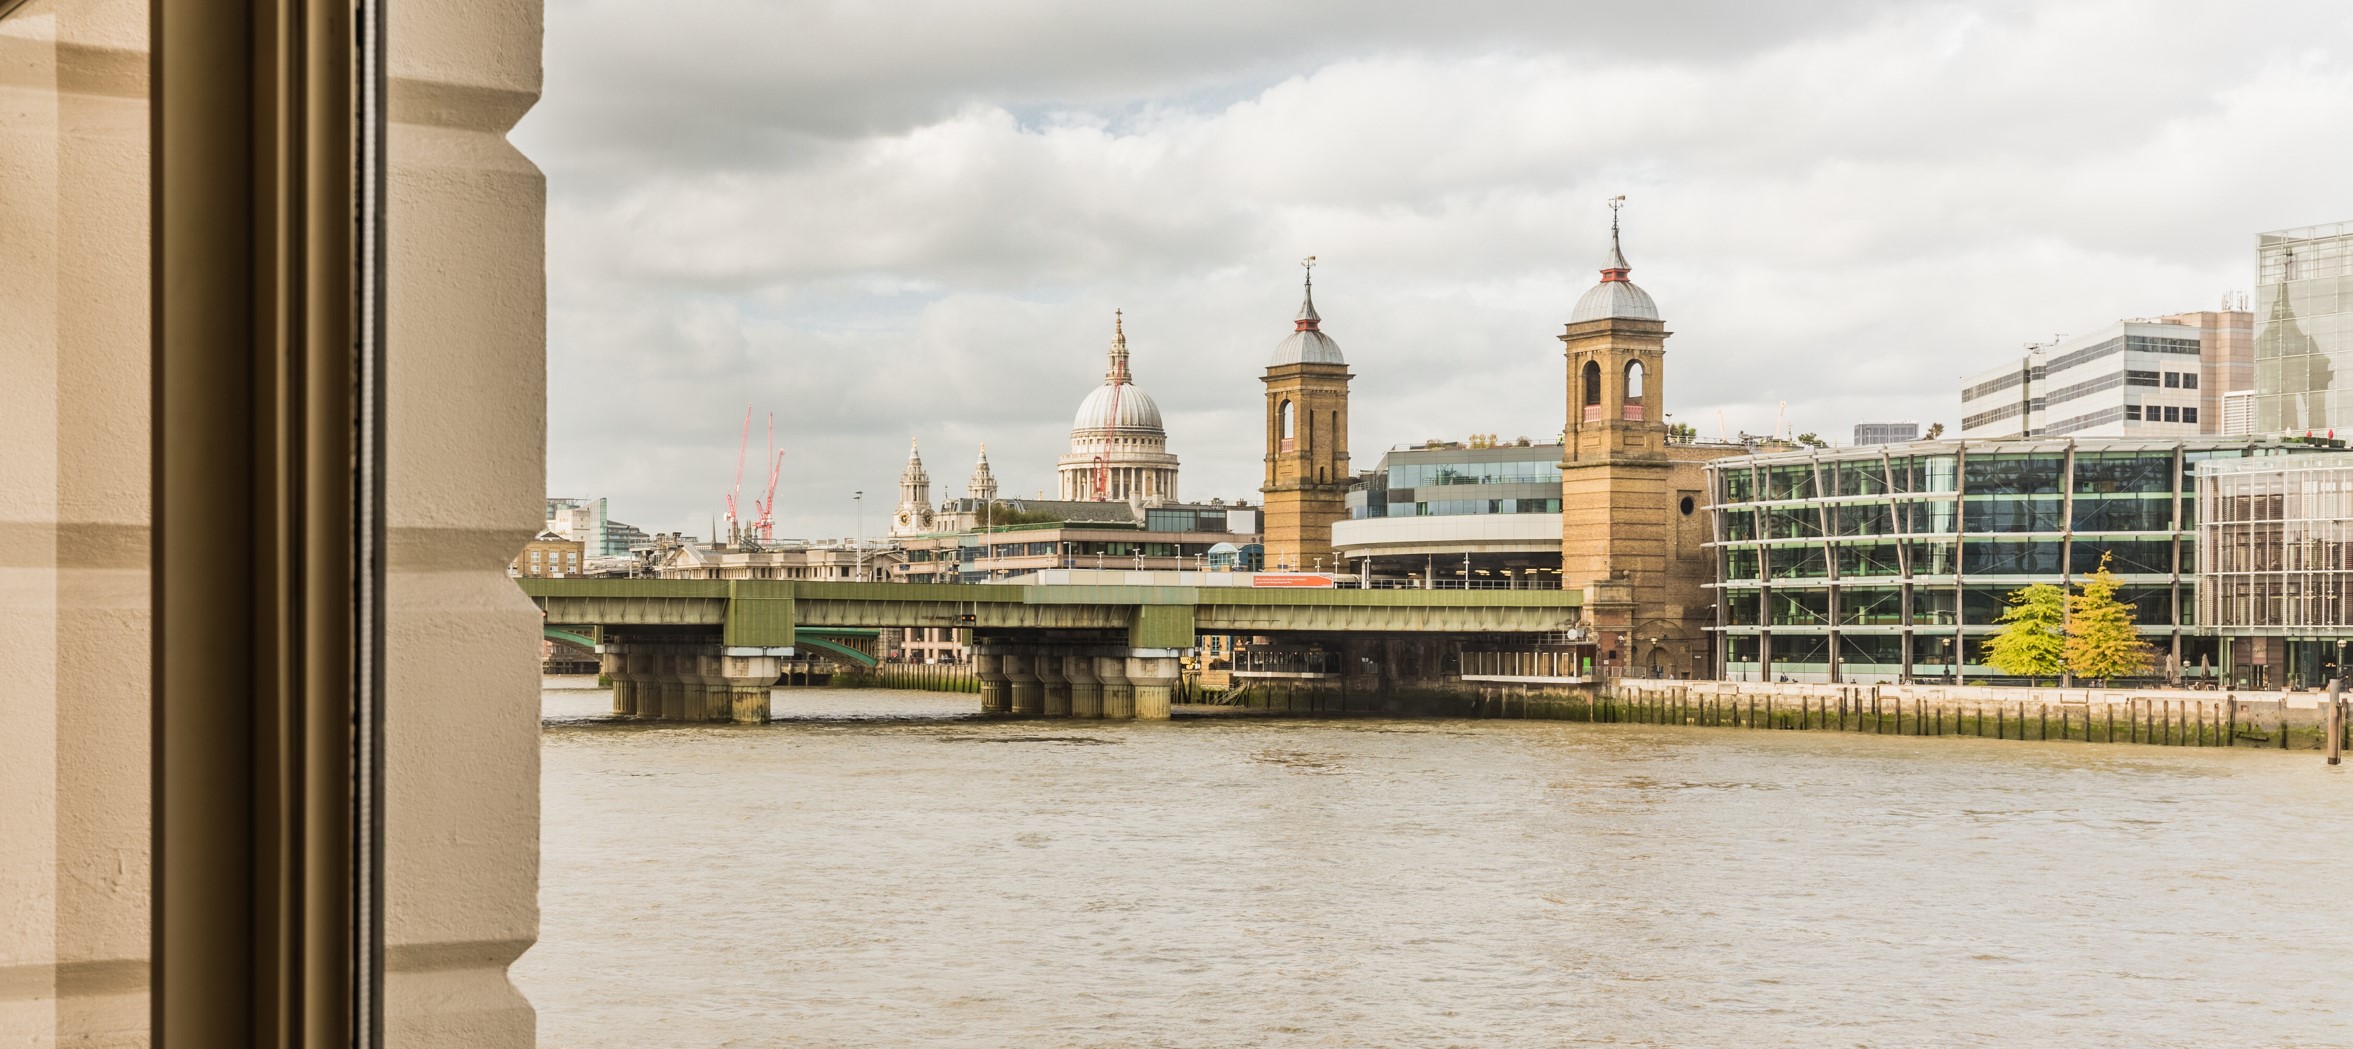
2329 680 2343 766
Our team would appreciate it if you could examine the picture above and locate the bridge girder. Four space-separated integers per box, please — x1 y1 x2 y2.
518 578 1580 650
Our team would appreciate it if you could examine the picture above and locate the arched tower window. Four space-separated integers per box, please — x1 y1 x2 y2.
1279 400 1295 451
1625 359 1645 400
1581 360 1602 407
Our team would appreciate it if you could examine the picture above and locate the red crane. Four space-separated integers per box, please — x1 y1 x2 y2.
722 406 750 543
752 414 783 542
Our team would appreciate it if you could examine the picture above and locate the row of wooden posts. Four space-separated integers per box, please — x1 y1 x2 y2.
1600 687 2258 745
832 661 981 694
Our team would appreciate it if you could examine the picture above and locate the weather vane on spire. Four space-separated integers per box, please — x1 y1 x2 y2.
1302 255 1316 286
1600 195 1632 280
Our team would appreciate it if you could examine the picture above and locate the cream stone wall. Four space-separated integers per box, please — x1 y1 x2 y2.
0 0 547 1043
385 0 546 1043
2 3 158 1044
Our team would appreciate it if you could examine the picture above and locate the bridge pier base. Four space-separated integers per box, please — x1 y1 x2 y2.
649 644 688 720
683 650 722 722
1038 649 1073 717
720 651 783 724
602 642 639 717
1127 650 1179 721
1065 653 1102 719
1006 650 1043 716
974 648 1010 715
1096 654 1134 720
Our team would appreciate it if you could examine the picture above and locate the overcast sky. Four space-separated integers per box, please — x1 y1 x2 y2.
515 0 2353 540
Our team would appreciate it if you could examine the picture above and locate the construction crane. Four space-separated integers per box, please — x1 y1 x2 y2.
752 414 783 543
722 406 751 544
1092 309 1127 501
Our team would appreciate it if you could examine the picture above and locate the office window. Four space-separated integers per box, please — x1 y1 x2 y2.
2125 370 2161 387
2163 372 2180 388
2183 407 2199 424
2181 372 2199 389
2163 406 2180 422
2125 405 2141 421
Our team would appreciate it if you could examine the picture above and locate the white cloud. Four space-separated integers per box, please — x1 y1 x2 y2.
520 0 2353 538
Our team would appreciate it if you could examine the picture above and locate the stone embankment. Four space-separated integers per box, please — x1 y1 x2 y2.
1568 679 2344 749
826 663 2349 751
1214 677 2346 749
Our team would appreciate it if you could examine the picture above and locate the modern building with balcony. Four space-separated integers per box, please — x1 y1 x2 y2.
1331 441 1567 587
1704 435 2344 684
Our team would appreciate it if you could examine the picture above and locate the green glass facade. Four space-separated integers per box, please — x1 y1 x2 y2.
1706 437 2337 684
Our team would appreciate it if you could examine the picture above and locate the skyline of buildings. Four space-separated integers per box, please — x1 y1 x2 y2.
545 213 2353 685
565 217 2345 548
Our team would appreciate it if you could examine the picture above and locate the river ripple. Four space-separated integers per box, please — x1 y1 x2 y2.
515 683 2353 1048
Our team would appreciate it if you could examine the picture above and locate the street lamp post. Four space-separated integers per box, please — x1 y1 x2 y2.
853 490 863 581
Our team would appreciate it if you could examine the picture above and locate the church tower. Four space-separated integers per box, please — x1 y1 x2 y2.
1259 258 1352 572
890 439 934 537
1559 199 1722 677
967 444 999 505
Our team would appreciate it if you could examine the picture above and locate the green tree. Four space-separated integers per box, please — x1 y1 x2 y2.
2066 552 2154 683
1984 583 2067 683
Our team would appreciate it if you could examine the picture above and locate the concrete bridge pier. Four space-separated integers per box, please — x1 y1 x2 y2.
648 643 688 720
1127 650 1180 721
720 650 784 724
1038 648 1073 717
1096 654 1134 719
1064 652 1103 719
601 641 640 717
682 648 724 722
1006 650 1044 715
974 646 1010 714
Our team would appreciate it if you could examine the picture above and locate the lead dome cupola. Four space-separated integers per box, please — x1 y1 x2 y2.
1569 203 1660 324
1269 262 1345 366
1070 310 1166 432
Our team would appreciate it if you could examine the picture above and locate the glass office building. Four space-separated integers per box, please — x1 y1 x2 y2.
2253 220 2353 434
1704 436 2339 683
1345 443 1564 520
2196 453 2353 686
1332 442 1568 586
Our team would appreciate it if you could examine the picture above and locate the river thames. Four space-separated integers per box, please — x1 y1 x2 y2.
514 681 2353 1047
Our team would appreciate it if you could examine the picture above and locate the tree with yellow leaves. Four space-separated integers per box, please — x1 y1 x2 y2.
2066 552 2154 684
1984 582 2067 684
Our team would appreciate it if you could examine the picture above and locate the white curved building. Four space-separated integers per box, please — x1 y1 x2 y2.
1057 311 1181 504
